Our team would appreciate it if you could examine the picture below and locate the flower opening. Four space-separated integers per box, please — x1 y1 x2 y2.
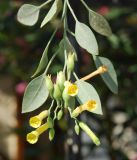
64 82 78 96
27 131 39 144
27 122 50 144
84 100 97 112
98 65 108 74
30 116 41 128
29 110 49 128
72 100 97 118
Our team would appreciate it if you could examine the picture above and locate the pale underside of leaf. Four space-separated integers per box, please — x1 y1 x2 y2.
93 55 118 94
76 80 102 115
75 21 99 55
41 0 62 28
17 4 40 26
89 10 112 37
22 75 49 113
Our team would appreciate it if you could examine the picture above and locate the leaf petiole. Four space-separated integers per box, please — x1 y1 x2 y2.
67 29 75 37
44 50 59 76
80 0 90 11
39 0 53 9
66 0 78 21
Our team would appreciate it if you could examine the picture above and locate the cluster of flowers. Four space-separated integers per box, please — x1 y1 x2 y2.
27 52 107 145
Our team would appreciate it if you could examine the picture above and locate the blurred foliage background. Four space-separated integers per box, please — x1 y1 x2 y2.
0 0 137 160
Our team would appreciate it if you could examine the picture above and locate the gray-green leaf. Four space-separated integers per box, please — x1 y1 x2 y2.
75 21 98 55
41 0 62 28
93 56 118 94
89 10 112 37
32 42 50 77
17 4 40 26
76 80 102 115
22 75 49 113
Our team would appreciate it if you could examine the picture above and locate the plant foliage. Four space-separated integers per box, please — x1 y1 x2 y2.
17 0 118 145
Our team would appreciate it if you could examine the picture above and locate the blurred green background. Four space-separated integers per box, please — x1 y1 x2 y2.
0 0 137 160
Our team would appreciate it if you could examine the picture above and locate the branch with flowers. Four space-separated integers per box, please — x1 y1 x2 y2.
17 0 118 145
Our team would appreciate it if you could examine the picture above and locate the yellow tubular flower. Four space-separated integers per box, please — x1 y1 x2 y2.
29 110 49 128
72 100 97 118
72 105 83 118
27 131 39 144
64 81 78 97
27 122 50 144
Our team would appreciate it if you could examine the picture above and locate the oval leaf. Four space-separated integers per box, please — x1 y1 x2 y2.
76 80 102 115
93 56 118 94
75 21 99 55
32 42 50 77
17 4 40 26
89 10 112 37
41 0 62 28
22 75 49 113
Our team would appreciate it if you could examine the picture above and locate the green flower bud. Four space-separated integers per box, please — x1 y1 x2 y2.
47 117 53 128
67 52 75 72
53 84 62 101
74 123 80 135
57 109 63 120
49 128 55 141
45 75 54 97
62 87 70 107
56 71 66 91
79 122 100 146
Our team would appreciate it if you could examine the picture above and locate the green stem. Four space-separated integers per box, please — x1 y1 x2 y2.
44 50 59 75
50 28 58 42
48 100 55 113
39 0 53 9
62 0 67 19
62 0 68 74
63 50 67 73
43 0 68 76
68 106 72 117
73 72 79 81
66 0 78 21
67 29 75 37
67 70 71 80
53 106 60 120
80 0 90 11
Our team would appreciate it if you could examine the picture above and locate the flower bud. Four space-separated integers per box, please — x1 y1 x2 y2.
47 117 54 128
79 122 100 146
45 75 54 97
75 123 80 135
57 109 63 120
67 52 75 72
53 84 62 101
49 128 55 141
62 87 70 107
56 71 66 91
